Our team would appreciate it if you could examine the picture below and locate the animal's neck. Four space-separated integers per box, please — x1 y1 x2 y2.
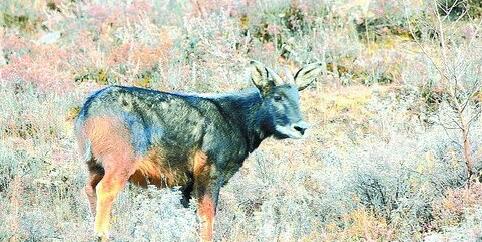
211 88 272 152
242 92 272 152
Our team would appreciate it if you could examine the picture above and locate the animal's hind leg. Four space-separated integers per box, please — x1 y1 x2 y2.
85 170 103 216
180 181 193 208
82 116 136 240
94 167 130 240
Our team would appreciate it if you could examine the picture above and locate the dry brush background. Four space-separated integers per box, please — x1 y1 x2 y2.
1 0 482 241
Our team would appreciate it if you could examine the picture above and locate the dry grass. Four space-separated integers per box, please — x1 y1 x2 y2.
1 0 481 241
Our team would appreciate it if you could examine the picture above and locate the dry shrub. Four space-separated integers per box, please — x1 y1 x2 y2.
325 208 394 241
0 45 74 93
432 182 482 229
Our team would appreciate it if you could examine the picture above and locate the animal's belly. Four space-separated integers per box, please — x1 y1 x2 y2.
128 148 191 188
129 170 190 188
129 164 191 188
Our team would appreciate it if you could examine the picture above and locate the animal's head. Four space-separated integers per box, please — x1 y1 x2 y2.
250 60 321 139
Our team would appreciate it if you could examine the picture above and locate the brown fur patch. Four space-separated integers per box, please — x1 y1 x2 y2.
84 117 136 171
130 148 190 188
129 148 164 187
193 150 208 177
198 195 215 241
129 170 151 187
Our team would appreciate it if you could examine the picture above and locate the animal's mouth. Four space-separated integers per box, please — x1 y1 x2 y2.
274 121 309 139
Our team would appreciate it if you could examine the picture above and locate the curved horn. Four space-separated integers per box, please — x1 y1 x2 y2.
266 67 284 86
285 67 295 84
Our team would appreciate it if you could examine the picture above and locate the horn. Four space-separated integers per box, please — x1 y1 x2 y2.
285 67 295 84
266 67 284 86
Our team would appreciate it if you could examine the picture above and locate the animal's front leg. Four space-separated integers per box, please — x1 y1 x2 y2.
193 151 221 242
195 178 222 242
196 187 219 242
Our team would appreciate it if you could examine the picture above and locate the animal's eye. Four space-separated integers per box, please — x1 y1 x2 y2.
274 95 283 101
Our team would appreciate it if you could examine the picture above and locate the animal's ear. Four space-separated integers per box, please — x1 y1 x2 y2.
294 62 322 91
250 60 278 95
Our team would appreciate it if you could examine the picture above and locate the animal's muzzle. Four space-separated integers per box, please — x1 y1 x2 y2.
293 121 309 135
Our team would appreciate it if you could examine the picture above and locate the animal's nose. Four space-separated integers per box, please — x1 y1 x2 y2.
293 121 309 135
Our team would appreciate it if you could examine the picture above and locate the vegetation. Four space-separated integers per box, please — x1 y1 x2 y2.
0 0 481 241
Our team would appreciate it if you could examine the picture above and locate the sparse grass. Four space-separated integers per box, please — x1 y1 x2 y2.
0 0 481 241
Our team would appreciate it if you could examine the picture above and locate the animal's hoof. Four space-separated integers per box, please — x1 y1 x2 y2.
95 231 109 242
96 235 109 242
